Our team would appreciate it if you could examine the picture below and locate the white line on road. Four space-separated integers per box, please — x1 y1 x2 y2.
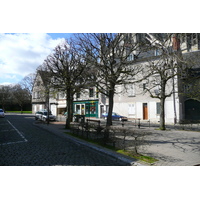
6 120 28 142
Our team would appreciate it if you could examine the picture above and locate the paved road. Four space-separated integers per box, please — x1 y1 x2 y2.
0 114 128 166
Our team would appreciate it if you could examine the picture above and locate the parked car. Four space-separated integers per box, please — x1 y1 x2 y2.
35 111 43 120
0 109 5 118
102 112 128 121
35 110 56 121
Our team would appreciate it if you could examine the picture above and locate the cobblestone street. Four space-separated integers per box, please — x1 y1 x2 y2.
0 114 128 166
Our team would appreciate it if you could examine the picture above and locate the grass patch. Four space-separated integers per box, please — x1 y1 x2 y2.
6 111 32 114
116 150 158 164
65 131 158 164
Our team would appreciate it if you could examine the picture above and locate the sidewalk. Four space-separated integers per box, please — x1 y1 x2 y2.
137 127 200 166
34 120 200 166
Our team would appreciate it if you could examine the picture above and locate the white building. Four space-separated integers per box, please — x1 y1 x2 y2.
32 34 200 123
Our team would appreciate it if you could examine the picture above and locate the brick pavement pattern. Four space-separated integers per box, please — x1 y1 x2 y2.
0 114 129 166
1 114 200 166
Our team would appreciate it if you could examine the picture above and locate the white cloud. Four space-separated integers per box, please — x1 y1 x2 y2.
0 33 64 84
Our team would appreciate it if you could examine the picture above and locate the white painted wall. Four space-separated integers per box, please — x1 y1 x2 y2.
113 97 179 123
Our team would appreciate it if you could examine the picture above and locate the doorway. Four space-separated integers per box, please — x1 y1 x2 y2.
143 103 148 120
75 104 85 115
185 99 200 120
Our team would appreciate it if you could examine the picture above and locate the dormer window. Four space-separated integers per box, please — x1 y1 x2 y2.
127 54 134 61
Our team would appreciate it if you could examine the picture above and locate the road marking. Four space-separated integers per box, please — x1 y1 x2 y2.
7 120 28 142
0 120 28 146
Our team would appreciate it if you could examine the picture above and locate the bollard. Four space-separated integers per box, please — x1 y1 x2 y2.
138 118 141 128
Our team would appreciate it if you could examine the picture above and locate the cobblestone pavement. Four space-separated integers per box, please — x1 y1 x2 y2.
0 114 130 166
2 114 199 166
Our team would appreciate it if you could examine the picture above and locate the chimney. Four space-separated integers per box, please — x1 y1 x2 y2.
172 35 180 51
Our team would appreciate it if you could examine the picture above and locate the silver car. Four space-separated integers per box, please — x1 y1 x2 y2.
41 111 56 121
35 110 56 121
0 109 5 118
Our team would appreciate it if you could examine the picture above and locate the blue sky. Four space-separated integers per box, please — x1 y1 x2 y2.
0 33 71 85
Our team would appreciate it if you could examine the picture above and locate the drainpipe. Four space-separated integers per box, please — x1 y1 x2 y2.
172 34 181 124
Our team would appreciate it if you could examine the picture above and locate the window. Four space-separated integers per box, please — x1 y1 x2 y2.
96 89 99 98
76 92 80 99
143 83 146 91
193 33 197 45
198 34 200 50
183 83 191 93
127 54 134 61
36 91 40 99
187 34 192 52
154 89 160 96
155 49 161 56
59 92 65 99
128 104 135 115
136 33 142 41
181 34 186 43
89 88 94 97
127 84 135 97
156 102 161 115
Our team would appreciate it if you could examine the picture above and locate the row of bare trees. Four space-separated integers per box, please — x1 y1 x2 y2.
39 33 150 128
0 73 34 112
38 33 197 130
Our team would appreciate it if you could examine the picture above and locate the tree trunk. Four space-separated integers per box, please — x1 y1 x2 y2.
20 105 23 114
159 80 166 130
160 97 166 130
65 89 74 129
106 88 115 127
46 90 50 124
65 89 72 129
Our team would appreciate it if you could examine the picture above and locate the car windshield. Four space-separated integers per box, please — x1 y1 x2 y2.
43 112 52 116
0 109 3 112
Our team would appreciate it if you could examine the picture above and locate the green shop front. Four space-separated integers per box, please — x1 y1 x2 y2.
73 100 99 118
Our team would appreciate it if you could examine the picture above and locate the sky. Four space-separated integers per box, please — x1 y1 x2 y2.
0 33 71 85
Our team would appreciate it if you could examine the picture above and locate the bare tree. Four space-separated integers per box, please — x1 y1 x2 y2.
44 39 90 128
143 33 186 130
74 33 148 127
19 73 36 97
0 85 12 111
12 84 31 113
